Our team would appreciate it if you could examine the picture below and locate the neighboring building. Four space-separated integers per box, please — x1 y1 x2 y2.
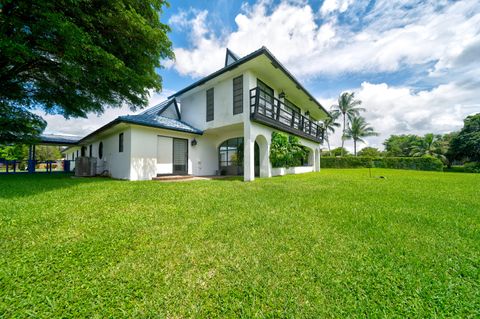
64 47 329 181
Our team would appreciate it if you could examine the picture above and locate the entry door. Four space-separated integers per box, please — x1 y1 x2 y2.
173 138 188 175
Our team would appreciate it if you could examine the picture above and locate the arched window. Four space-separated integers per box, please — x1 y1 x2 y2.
219 137 244 175
98 142 103 159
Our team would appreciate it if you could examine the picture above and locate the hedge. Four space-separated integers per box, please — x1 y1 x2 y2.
320 156 444 171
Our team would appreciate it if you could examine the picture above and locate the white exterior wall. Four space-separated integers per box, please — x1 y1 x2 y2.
179 73 246 131
65 128 131 179
128 124 244 180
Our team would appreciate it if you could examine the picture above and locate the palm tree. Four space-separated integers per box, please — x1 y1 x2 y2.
344 116 379 156
321 116 340 152
410 133 448 163
330 92 365 156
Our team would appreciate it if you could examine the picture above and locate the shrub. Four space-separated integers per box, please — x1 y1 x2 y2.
463 162 480 173
270 132 309 168
321 156 444 171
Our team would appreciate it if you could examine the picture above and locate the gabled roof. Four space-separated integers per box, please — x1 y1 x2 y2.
140 98 181 119
169 46 329 116
225 48 240 67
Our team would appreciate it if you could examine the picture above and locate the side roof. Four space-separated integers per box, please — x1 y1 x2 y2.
169 46 330 116
77 100 202 144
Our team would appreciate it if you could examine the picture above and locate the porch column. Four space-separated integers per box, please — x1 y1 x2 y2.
28 144 36 173
244 137 255 182
315 148 321 172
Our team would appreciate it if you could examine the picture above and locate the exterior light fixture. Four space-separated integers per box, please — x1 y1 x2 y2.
279 92 286 99
191 139 197 146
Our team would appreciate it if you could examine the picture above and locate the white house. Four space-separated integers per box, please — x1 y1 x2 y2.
64 47 330 181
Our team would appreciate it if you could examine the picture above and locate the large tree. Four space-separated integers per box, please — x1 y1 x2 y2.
343 116 378 156
330 92 365 156
449 113 480 162
0 0 173 143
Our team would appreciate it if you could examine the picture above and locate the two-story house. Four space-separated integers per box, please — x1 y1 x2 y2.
64 47 329 181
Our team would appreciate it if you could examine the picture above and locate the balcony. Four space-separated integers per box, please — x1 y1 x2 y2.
249 87 324 143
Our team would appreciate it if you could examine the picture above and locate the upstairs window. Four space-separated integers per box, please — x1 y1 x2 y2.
206 88 214 122
233 75 243 115
119 133 124 153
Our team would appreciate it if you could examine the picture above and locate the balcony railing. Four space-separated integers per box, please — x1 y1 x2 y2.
249 87 324 143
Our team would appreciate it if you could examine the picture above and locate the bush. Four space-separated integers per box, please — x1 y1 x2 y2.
270 132 309 168
463 162 480 173
321 156 444 171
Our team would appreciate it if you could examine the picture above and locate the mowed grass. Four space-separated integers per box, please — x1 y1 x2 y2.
0 169 479 318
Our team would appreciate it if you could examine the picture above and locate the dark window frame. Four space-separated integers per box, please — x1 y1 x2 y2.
119 133 124 153
233 75 243 115
89 144 92 157
206 88 214 122
98 142 103 159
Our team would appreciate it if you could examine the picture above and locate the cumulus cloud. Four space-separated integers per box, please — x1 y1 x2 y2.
168 0 480 78
320 82 479 150
39 89 175 137
168 0 480 150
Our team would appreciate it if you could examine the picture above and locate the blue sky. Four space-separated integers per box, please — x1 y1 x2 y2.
42 0 480 150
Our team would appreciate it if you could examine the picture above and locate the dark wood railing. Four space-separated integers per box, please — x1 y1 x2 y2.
249 87 324 143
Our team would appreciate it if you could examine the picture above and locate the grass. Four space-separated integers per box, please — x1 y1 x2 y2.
0 169 479 318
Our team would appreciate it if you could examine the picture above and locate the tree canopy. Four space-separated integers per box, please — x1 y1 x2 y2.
449 113 480 162
0 0 173 143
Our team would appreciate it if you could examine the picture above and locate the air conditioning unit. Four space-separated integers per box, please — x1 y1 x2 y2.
75 157 97 177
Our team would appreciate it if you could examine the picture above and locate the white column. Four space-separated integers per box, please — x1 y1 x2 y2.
260 141 272 178
315 148 321 172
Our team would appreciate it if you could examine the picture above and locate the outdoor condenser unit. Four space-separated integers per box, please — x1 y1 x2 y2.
75 157 97 177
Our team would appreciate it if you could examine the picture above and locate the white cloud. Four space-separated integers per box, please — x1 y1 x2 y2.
39 89 175 137
320 0 354 16
321 81 479 151
167 0 480 78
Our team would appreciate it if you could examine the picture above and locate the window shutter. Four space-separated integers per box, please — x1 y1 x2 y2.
206 88 214 121
233 75 243 114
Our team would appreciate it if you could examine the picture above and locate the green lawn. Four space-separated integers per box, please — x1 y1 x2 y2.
1 169 479 318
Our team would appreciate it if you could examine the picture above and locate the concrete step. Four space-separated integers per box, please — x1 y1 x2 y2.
152 175 194 181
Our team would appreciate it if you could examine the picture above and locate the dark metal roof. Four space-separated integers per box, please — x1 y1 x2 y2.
77 111 202 144
39 134 81 145
117 114 202 135
169 46 329 116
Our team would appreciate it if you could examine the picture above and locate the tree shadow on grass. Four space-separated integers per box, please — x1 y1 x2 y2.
0 173 115 199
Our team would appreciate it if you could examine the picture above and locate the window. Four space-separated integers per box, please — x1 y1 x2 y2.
219 137 244 175
233 75 243 115
98 142 103 159
206 88 214 121
284 99 301 114
257 79 274 117
89 144 92 157
81 146 86 157
257 79 274 104
119 133 124 152
76 150 79 158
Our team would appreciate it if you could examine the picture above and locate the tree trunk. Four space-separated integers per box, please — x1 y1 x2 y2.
326 136 331 152
354 140 357 156
341 114 346 156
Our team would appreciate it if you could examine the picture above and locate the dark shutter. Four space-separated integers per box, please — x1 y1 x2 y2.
119 133 124 152
89 145 92 157
206 88 214 122
233 75 243 115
